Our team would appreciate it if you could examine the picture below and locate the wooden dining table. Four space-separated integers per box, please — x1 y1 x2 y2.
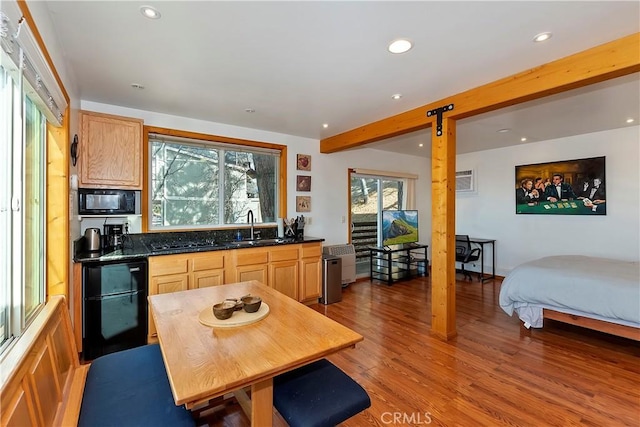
148 280 363 426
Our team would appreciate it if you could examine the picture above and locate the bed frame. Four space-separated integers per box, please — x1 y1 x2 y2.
543 309 640 341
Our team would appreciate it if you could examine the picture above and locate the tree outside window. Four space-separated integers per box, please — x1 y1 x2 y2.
150 139 278 228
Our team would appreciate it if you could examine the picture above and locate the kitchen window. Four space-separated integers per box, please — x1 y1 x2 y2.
148 133 281 230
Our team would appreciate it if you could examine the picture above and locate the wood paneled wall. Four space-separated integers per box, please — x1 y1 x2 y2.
0 297 79 426
46 112 70 298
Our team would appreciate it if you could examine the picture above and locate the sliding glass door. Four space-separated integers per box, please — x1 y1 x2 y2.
350 174 405 275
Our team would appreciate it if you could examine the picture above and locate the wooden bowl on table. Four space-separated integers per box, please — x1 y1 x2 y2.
213 301 236 320
241 296 262 313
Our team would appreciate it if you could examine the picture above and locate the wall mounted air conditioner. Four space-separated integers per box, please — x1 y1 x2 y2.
322 244 356 285
456 169 475 192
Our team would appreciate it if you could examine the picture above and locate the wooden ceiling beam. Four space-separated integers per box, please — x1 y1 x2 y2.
320 32 640 153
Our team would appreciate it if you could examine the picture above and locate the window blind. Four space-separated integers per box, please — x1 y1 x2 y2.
0 3 66 125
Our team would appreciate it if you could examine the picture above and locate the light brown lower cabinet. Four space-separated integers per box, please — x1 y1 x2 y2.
270 260 299 300
147 242 322 341
235 264 268 284
191 252 225 288
299 243 322 303
192 270 224 288
148 251 226 341
268 246 300 300
148 274 188 339
233 247 269 285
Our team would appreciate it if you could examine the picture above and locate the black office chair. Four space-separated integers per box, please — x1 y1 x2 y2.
455 235 481 281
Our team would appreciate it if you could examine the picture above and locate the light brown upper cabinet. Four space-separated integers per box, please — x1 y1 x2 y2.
79 111 143 189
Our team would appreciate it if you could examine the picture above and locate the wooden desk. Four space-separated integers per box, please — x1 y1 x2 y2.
149 280 363 426
468 238 496 282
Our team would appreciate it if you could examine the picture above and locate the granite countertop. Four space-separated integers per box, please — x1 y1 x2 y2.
75 235 325 263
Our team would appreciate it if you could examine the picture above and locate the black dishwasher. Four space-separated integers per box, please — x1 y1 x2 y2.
83 260 148 360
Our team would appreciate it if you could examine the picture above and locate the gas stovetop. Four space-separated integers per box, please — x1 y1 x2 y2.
149 240 221 251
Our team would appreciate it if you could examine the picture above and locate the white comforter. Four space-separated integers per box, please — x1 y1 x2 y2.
499 255 640 328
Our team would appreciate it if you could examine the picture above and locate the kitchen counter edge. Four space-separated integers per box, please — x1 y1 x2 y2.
74 237 326 263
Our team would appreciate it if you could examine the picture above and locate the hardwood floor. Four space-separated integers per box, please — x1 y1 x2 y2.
204 275 640 426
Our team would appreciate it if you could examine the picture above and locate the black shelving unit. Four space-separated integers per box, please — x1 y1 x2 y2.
369 244 428 285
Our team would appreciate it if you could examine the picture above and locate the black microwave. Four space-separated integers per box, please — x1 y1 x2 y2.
79 189 138 215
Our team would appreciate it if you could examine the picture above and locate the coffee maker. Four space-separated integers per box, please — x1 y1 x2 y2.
103 224 124 250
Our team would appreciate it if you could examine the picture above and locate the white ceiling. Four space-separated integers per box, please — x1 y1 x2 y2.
368 73 640 156
41 1 639 155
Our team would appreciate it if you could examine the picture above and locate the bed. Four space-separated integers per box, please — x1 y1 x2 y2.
499 255 640 340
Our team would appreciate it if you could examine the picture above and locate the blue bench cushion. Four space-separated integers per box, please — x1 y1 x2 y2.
274 359 371 427
78 344 195 427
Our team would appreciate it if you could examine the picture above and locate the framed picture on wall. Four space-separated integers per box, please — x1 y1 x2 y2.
515 156 606 215
296 196 311 212
296 175 311 192
296 154 311 171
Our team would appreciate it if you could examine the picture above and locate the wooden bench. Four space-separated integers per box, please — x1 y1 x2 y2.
0 295 194 427
274 358 371 427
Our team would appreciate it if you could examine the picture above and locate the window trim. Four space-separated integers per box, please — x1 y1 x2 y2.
347 168 416 250
0 63 48 354
143 126 287 232
0 0 70 358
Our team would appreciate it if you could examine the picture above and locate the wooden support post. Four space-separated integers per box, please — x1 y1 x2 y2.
431 117 457 340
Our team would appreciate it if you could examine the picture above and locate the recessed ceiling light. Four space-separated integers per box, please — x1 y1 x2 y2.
533 32 552 43
388 39 412 54
322 123 329 128
391 94 402 100
497 128 510 133
245 108 255 113
626 118 635 123
521 137 527 142
131 83 145 90
140 6 161 19
418 143 424 147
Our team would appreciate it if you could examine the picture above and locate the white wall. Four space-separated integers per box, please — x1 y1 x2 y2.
79 109 639 278
456 125 640 275
313 149 431 247
80 101 432 247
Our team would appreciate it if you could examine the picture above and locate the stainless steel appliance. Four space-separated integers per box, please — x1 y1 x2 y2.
103 224 124 250
84 228 102 252
82 260 148 360
79 188 138 215
320 254 342 304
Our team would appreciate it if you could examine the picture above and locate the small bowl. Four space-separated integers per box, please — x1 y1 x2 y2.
241 296 262 313
213 301 236 320
225 298 244 311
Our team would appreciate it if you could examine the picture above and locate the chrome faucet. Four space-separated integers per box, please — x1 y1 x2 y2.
247 210 254 240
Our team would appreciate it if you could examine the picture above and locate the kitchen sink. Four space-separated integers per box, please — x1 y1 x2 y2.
255 238 294 245
224 240 258 248
224 238 294 248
